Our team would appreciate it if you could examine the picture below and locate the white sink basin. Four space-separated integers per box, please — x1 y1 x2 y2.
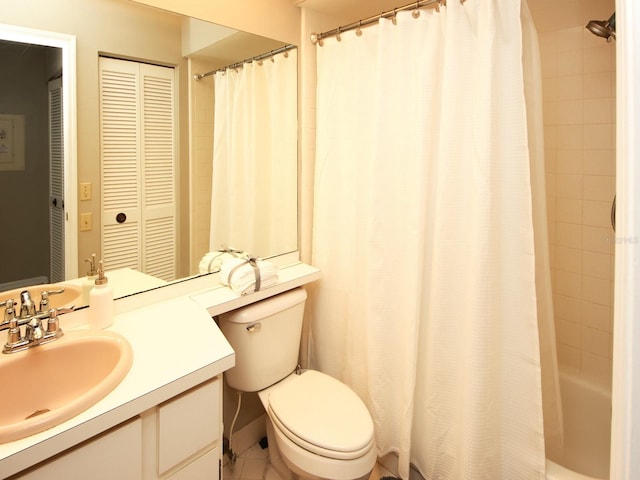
0 329 133 444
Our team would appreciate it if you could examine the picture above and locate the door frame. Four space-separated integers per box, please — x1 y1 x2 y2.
0 24 78 279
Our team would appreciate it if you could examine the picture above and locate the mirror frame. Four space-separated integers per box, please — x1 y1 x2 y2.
0 24 78 280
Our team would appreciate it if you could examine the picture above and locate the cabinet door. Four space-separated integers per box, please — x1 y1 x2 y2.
167 446 219 480
12 418 142 479
158 378 221 475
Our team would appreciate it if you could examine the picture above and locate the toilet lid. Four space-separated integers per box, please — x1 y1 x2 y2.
267 370 374 458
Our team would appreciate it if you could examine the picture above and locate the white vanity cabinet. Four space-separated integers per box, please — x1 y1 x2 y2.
9 418 143 479
156 377 222 479
10 377 223 480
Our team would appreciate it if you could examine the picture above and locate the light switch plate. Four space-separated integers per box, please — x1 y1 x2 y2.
80 182 92 200
80 212 92 231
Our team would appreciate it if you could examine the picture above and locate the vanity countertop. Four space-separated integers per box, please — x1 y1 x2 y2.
0 293 234 478
0 262 320 478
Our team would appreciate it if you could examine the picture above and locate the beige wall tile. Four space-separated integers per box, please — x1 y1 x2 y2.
556 198 582 224
582 200 612 228
555 245 582 273
554 293 581 321
557 344 581 372
534 0 615 376
582 225 613 254
583 174 614 201
582 300 612 332
556 221 583 249
582 326 611 357
556 174 582 199
556 270 582 298
582 275 611 306
582 250 611 280
581 352 612 387
557 125 583 149
558 318 582 348
583 72 613 99
557 75 583 100
556 149 582 174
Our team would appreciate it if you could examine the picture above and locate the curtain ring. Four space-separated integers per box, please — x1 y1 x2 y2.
412 1 421 18
356 20 363 36
336 26 342 42
391 8 398 25
283 51 289 58
257 60 263 66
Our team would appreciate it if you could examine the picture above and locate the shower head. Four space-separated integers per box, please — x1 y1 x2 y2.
586 12 616 42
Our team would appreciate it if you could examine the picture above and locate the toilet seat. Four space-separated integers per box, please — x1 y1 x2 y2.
266 370 375 461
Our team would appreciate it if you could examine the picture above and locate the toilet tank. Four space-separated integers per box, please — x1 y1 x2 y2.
218 288 307 392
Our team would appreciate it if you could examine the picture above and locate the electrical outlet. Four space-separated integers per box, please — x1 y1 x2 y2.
80 182 92 200
80 212 92 231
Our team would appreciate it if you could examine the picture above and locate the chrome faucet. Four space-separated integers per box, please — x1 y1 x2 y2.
0 288 74 354
19 290 36 318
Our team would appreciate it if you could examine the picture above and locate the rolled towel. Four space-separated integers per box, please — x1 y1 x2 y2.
220 257 279 295
198 248 245 274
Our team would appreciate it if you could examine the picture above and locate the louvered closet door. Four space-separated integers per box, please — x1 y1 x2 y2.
99 58 176 280
140 64 176 281
49 77 64 283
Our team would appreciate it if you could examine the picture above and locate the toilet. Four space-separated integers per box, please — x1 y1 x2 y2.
218 288 377 480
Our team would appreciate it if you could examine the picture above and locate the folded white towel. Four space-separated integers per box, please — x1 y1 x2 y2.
198 249 246 274
220 257 279 295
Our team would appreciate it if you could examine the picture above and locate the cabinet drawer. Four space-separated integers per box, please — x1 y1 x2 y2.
158 378 220 474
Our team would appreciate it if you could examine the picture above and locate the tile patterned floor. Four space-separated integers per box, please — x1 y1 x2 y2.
222 442 395 480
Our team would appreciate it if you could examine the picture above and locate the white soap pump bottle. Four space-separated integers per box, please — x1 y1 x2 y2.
89 260 114 329
82 254 99 304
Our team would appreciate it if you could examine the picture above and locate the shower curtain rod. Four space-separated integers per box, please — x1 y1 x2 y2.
193 44 296 80
310 0 465 45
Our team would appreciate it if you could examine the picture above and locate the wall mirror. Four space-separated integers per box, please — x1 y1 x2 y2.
0 0 299 305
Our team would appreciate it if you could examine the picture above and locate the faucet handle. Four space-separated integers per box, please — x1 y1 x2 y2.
6 313 21 345
39 288 65 312
45 306 75 334
0 299 16 327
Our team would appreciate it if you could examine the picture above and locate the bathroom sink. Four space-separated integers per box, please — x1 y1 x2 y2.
0 329 133 444
0 283 82 310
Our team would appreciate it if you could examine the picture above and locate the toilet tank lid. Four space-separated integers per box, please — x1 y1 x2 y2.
219 287 307 324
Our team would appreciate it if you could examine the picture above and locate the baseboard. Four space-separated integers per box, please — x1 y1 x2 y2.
229 413 267 456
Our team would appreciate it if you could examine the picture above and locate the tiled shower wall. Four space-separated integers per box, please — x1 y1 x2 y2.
530 0 616 387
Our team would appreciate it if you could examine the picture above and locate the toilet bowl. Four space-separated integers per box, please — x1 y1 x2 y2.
259 370 377 480
218 288 377 480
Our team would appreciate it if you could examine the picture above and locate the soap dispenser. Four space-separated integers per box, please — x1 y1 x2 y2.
89 260 114 329
82 254 99 304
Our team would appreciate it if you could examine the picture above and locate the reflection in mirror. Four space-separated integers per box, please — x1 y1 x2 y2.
0 0 299 306
205 45 298 269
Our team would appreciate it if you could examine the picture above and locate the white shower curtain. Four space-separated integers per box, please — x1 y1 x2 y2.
310 1 557 478
210 49 297 257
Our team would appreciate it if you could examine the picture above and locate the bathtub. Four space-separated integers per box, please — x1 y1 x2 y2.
546 372 611 480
